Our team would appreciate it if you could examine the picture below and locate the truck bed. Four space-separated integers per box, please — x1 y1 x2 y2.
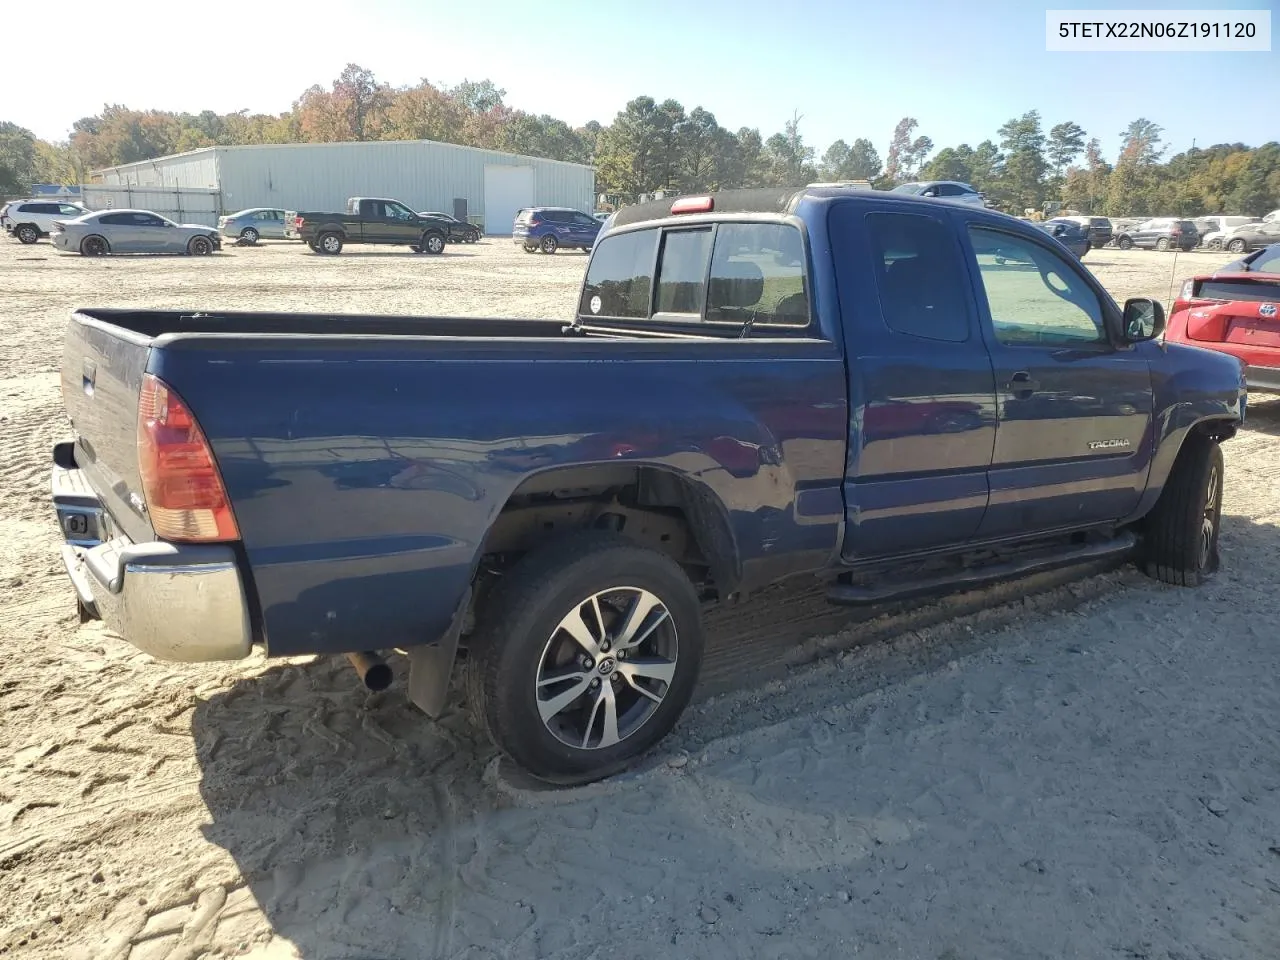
59 307 849 661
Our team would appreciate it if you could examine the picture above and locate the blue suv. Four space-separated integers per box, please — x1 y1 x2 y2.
513 207 602 254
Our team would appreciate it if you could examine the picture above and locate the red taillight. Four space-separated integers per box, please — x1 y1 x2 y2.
137 374 239 542
294 216 304 228
671 196 714 214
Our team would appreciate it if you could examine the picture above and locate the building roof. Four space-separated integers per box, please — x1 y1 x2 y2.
91 138 595 177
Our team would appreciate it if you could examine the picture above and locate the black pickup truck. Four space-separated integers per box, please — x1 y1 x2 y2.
283 197 452 255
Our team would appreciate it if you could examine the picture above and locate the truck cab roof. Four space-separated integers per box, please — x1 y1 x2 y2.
607 186 1018 231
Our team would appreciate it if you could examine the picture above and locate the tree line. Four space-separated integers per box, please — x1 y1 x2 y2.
2 63 1277 218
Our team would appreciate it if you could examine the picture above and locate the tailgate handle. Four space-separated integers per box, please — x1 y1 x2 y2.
81 359 96 396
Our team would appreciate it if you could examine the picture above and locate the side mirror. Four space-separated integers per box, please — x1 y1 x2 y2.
1123 297 1165 342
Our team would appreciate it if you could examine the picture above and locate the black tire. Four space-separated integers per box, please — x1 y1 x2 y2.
467 230 480 243
420 231 446 255
1118 236 1133 250
465 531 704 784
1207 238 1223 251
307 241 319 252
522 244 538 253
1227 238 1247 254
80 235 109 256
15 224 40 244
1156 237 1170 252
317 232 343 255
1139 433 1224 587
540 235 558 254
240 227 259 245
187 235 213 256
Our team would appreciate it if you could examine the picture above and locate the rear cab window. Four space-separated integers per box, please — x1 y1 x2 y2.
579 220 811 331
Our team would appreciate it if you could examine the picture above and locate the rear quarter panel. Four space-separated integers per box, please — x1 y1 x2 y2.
146 334 849 657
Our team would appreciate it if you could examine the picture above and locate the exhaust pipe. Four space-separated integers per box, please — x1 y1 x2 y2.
346 651 393 692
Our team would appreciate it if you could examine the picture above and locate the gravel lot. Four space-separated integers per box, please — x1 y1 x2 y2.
2 238 1278 960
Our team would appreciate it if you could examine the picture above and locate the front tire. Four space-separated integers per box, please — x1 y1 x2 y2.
15 224 40 244
540 235 558 254
187 235 213 256
420 232 446 255
317 232 343 255
1139 434 1224 587
1156 237 1170 252
240 227 259 245
1207 237 1223 251
466 532 704 784
1227 238 1247 254
1118 236 1133 250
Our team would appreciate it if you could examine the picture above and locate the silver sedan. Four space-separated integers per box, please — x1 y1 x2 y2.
218 207 288 244
51 209 222 256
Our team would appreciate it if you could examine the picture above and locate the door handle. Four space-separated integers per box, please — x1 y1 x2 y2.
1007 372 1040 397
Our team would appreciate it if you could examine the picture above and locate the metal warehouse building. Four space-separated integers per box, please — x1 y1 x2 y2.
90 140 595 235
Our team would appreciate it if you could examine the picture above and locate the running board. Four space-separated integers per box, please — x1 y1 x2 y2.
825 532 1137 607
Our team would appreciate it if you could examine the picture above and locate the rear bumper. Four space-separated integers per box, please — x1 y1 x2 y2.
1247 365 1280 393
52 442 253 662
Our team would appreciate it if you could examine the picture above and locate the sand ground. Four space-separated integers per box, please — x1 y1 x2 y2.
1 238 1277 960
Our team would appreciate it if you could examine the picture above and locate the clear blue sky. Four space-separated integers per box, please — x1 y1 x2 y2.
4 0 1275 163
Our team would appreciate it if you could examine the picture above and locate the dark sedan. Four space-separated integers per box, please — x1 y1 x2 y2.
1037 218 1090 258
417 212 481 243
1218 242 1280 274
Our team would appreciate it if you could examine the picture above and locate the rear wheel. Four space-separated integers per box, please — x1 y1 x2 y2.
15 224 40 244
540 235 558 254
240 227 259 245
1139 433 1223 587
1156 237 1170 252
187 235 213 256
317 232 343 255
80 235 109 256
1227 238 1247 253
466 532 704 784
1118 236 1133 250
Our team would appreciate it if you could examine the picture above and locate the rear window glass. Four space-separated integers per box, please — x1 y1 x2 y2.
1199 280 1280 302
705 223 809 325
1178 221 1198 231
655 229 713 314
580 228 658 319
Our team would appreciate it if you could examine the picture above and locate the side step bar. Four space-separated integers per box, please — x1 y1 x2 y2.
826 532 1137 607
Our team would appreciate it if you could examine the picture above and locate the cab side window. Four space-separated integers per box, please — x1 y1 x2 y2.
968 227 1106 346
865 212 970 342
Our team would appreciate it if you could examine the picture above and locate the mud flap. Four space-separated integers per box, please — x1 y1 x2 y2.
407 586 471 718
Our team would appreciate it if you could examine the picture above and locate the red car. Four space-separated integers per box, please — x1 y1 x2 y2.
1166 268 1280 393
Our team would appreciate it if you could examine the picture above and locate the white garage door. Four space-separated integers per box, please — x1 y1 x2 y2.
484 165 534 236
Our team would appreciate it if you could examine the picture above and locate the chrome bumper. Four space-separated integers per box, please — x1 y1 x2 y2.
52 442 252 662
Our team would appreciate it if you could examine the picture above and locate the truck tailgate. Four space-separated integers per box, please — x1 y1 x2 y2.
60 312 155 545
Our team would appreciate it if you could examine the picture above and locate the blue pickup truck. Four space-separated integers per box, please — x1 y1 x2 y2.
51 187 1245 783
